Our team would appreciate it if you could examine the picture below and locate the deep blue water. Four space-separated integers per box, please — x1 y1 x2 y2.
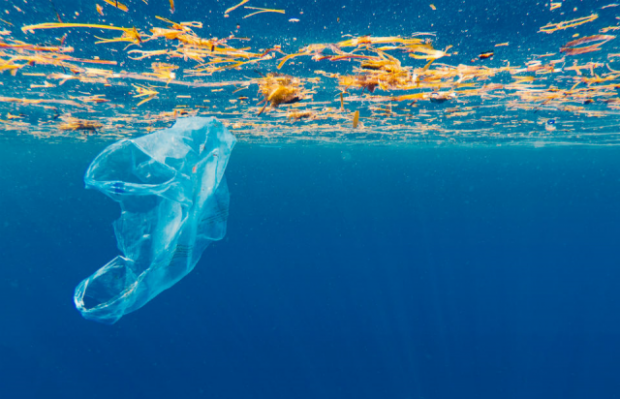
1 139 620 398
2 0 620 396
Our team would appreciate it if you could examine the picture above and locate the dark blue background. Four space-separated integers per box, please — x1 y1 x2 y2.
1 138 619 398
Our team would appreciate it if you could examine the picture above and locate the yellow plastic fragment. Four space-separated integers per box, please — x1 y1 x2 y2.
225 0 250 15
539 14 598 34
22 22 134 33
94 27 142 45
600 26 620 33
132 84 159 106
243 6 285 19
102 0 128 12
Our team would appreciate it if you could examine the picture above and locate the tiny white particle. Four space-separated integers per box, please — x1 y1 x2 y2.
288 18 300 22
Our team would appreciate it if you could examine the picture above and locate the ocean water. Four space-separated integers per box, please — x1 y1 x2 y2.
2 139 620 398
2 0 620 398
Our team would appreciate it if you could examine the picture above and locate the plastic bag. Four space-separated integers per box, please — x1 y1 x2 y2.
74 117 236 324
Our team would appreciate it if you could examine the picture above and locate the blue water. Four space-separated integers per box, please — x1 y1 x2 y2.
3 0 620 396
1 138 620 398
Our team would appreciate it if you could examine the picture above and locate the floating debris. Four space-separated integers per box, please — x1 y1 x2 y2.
560 35 615 55
59 117 103 132
1 2 619 144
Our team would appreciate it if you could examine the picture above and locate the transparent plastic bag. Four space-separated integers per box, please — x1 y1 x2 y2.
74 117 236 324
